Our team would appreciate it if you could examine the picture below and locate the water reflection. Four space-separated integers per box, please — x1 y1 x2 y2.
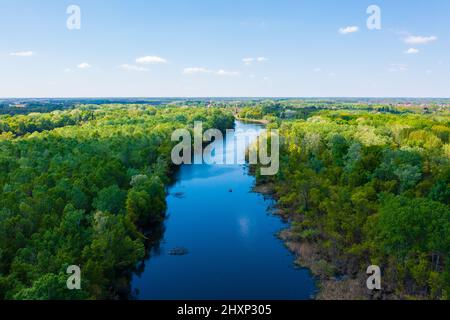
132 121 315 300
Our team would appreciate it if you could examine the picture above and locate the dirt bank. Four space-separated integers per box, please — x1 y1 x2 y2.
253 182 396 300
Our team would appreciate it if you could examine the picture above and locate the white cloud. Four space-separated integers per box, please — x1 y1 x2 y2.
263 76 270 81
242 57 268 65
243 58 254 65
339 26 359 35
136 56 167 64
63 68 72 73
182 67 239 76
77 62 91 69
183 67 212 75
119 64 149 72
405 48 419 54
10 51 34 57
314 67 322 72
216 69 240 77
404 35 437 45
388 63 408 72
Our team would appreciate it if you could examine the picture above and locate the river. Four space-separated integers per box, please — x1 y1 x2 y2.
132 121 316 299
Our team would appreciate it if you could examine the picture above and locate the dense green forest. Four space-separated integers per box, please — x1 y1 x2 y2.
0 100 449 300
251 107 450 299
0 104 234 299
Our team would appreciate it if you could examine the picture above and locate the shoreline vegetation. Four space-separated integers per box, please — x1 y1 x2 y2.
0 104 236 299
249 118 377 299
234 116 270 125
246 101 449 301
253 182 382 300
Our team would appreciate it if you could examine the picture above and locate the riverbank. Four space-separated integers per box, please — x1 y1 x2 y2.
252 182 389 300
133 121 316 299
234 116 270 125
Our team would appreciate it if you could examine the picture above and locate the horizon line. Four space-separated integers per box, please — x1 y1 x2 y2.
2 96 450 100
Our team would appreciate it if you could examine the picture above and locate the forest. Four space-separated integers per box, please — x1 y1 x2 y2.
249 104 450 299
0 99 448 300
0 104 234 299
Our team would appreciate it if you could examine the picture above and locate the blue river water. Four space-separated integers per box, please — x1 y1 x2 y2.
132 121 316 300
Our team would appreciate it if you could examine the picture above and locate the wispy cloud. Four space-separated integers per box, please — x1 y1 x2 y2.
183 67 212 75
405 48 419 54
243 58 254 65
339 26 359 35
119 64 149 72
183 67 239 77
388 63 408 72
183 67 240 77
216 69 240 77
242 56 268 65
314 67 322 73
136 56 167 64
404 35 437 45
77 62 91 69
10 51 34 57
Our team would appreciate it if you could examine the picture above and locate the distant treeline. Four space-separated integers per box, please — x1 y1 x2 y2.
2 98 449 116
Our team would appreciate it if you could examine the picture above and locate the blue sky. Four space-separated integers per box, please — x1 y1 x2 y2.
1 0 449 98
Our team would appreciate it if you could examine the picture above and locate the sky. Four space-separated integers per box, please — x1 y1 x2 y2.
1 0 449 98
